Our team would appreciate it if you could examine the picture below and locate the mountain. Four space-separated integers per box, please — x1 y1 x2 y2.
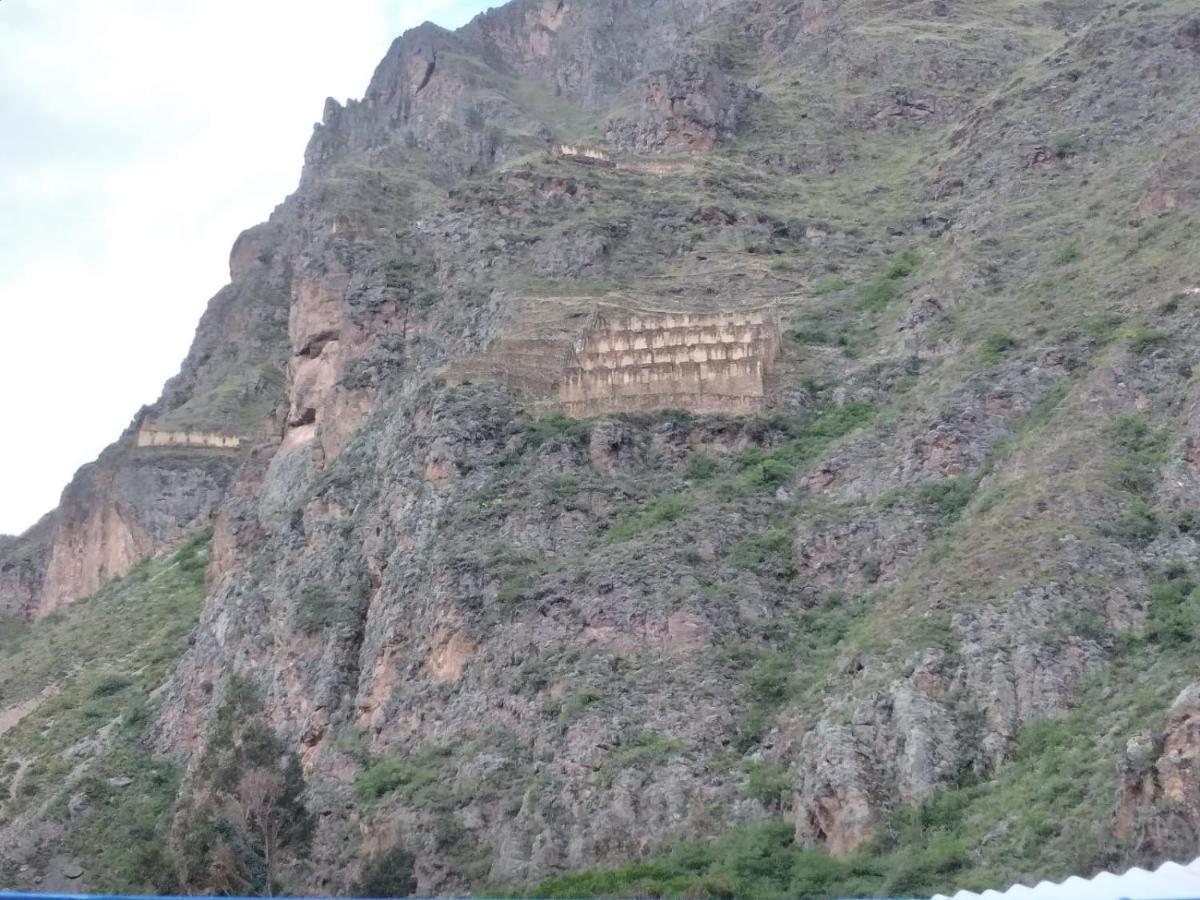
2 0 1200 895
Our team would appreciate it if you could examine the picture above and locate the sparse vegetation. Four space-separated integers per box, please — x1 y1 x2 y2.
914 477 977 524
527 413 592 447
744 760 792 810
1054 242 1081 265
858 249 921 310
979 332 1019 364
354 846 419 898
607 494 691 542
355 747 451 804
812 274 848 295
728 528 795 578
597 731 680 786
686 454 720 481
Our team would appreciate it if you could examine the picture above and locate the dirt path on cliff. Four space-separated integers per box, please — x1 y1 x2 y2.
0 686 59 738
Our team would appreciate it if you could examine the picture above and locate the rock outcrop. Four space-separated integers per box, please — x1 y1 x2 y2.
1116 683 1200 864
606 55 755 154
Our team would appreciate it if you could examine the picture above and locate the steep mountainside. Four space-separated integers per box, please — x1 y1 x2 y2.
3 0 1200 895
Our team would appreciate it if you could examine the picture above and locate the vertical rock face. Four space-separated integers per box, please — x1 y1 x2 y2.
0 516 55 620
1116 684 1200 863
34 454 235 618
606 56 755 154
793 650 964 853
461 0 743 108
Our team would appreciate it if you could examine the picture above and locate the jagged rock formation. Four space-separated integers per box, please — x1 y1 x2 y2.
4 0 1200 895
1115 683 1200 864
606 55 755 154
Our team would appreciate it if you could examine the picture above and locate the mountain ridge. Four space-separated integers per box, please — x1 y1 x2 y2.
3 0 1200 894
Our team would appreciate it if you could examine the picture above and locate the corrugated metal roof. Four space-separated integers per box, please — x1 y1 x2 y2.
932 857 1200 900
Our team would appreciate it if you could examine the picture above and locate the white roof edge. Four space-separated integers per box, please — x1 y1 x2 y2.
929 856 1200 900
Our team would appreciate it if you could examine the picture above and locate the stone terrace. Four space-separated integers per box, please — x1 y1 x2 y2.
560 310 780 417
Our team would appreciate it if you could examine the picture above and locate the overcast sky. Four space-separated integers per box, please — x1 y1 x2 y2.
0 0 491 535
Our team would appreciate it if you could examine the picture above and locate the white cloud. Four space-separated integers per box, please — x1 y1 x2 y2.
0 0 489 535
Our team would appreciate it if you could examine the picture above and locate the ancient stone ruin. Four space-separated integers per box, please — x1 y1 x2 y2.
136 426 243 450
550 143 698 176
552 144 615 167
559 310 780 417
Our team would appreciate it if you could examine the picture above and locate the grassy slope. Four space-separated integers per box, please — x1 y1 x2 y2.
0 532 210 892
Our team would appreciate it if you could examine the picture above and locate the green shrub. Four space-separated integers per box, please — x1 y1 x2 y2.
527 413 591 447
1109 415 1166 455
416 289 443 310
882 830 970 896
858 249 921 310
813 274 848 295
90 672 135 698
883 249 922 280
598 731 680 785
353 847 418 898
686 455 720 481
530 820 874 899
732 403 874 494
1107 498 1158 545
749 653 792 706
858 278 900 309
175 528 214 573
607 495 691 543
744 760 792 810
741 457 795 490
914 478 977 524
1109 415 1170 496
1176 509 1200 534
291 582 364 634
1054 242 1081 265
979 332 1019 364
1053 132 1082 158
1117 323 1167 355
559 690 602 723
787 325 833 345
1077 313 1125 343
1145 575 1200 647
793 402 875 447
355 750 447 803
498 574 535 605
75 751 181 894
728 528 795 578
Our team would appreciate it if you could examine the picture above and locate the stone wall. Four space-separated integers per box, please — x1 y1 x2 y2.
551 144 697 176
136 427 242 450
560 311 780 417
615 158 698 176
552 144 615 167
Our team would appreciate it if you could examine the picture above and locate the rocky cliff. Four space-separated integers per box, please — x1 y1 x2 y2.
4 0 1200 896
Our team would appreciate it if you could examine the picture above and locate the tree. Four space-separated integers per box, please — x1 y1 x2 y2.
353 847 419 898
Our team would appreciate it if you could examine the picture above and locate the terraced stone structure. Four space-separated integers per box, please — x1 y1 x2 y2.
552 144 615 167
136 426 243 450
560 310 781 417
